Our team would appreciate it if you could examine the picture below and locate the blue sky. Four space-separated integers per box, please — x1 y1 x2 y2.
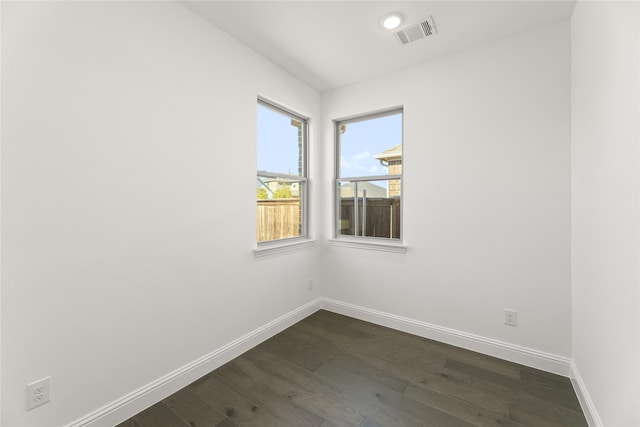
257 104 301 176
257 104 402 178
339 112 402 178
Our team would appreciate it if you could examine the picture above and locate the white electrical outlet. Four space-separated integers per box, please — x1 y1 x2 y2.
504 309 517 326
307 278 313 291
27 377 51 410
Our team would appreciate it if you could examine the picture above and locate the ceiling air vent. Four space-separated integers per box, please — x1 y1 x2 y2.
394 16 437 45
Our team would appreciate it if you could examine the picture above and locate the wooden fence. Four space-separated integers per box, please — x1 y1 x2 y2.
257 198 301 242
257 197 401 242
340 197 401 239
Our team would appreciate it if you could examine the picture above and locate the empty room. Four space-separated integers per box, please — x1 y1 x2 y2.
1 1 638 426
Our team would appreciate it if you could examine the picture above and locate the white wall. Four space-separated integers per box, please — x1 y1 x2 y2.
320 21 572 358
4 1 637 426
0 2 320 426
571 2 640 426
0 2 3 424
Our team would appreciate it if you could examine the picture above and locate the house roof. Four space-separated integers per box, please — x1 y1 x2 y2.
340 181 387 198
373 144 402 161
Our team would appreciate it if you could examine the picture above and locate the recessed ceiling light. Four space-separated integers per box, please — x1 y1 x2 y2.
380 13 404 30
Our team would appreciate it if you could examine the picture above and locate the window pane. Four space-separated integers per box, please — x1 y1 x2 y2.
257 176 304 243
338 179 401 239
336 109 402 242
257 104 304 177
256 99 307 244
339 112 402 178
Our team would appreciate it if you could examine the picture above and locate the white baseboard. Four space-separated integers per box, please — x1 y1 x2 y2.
320 298 572 377
570 360 603 427
66 298 323 427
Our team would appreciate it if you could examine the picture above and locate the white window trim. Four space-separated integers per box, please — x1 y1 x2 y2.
334 107 404 246
254 238 317 258
256 98 310 245
328 237 407 253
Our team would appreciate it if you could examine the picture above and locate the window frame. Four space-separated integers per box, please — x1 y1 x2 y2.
256 98 310 249
334 107 405 248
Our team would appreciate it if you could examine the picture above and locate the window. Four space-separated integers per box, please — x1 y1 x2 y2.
256 99 308 243
336 109 403 241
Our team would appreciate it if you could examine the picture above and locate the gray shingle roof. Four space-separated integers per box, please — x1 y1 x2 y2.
373 144 402 160
339 181 387 198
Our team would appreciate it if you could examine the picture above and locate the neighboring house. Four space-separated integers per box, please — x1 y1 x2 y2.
373 144 402 197
260 179 300 198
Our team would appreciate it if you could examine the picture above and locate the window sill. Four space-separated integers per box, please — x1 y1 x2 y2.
254 238 317 258
328 238 407 253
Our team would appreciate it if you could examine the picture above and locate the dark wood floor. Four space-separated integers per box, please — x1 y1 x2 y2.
116 310 588 427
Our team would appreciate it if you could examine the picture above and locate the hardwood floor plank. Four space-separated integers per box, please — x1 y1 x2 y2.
308 310 360 330
445 358 584 414
310 311 521 382
292 316 447 377
257 327 341 371
214 419 237 427
436 347 523 381
162 387 227 427
315 356 475 427
213 358 326 426
411 368 511 415
520 366 572 386
133 402 190 427
360 419 385 427
251 348 422 427
509 399 589 427
243 348 366 427
404 382 526 427
303 332 511 415
189 374 284 426
317 355 410 393
114 418 142 427
293 313 374 343
118 311 588 427
287 315 536 419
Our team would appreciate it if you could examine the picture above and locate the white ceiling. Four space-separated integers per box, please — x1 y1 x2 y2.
181 1 576 92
